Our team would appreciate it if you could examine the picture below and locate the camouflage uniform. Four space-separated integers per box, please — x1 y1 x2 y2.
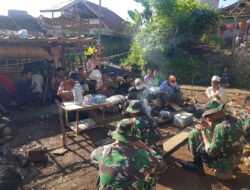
189 115 245 170
135 115 162 153
241 114 250 144
91 119 165 190
126 100 162 153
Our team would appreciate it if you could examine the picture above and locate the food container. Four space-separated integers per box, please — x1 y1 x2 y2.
92 94 107 104
174 112 193 127
83 95 92 104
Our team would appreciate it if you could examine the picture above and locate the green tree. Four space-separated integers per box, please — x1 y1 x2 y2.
124 0 223 76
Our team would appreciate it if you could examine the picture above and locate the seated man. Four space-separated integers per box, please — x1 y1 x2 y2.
180 102 245 180
144 68 153 86
206 75 227 105
57 71 88 121
128 78 149 101
50 67 66 102
91 119 166 190
57 71 78 103
159 75 182 105
117 74 131 95
16 70 40 107
126 100 163 153
89 65 103 90
106 72 118 93
152 70 160 86
0 74 16 114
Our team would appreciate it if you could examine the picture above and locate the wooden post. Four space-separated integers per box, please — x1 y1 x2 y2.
55 100 66 147
75 111 79 136
52 11 55 36
65 110 69 128
98 0 102 64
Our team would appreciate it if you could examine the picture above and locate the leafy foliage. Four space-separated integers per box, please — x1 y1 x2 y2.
124 0 223 75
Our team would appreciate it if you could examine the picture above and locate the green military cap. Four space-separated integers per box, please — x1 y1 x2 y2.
126 100 143 114
202 101 224 118
112 119 141 143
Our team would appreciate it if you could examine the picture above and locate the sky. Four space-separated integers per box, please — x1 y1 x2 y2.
0 0 238 20
0 0 144 21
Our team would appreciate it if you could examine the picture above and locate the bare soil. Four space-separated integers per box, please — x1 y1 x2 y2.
1 89 250 190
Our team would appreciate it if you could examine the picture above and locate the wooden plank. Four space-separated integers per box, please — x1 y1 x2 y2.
181 85 250 96
69 124 101 133
168 103 182 112
163 126 194 153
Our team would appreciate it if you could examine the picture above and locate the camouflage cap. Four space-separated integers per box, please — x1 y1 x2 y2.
112 119 141 143
202 101 224 118
126 100 143 114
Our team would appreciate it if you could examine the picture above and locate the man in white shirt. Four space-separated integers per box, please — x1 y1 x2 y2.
206 76 227 105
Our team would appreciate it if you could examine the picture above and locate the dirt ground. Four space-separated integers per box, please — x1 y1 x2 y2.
1 99 250 190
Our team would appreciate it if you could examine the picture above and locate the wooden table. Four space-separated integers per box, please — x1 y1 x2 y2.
59 101 111 146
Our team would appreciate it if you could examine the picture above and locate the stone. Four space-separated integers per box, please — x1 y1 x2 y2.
27 148 48 163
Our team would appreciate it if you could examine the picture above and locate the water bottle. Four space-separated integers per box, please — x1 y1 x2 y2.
73 82 83 105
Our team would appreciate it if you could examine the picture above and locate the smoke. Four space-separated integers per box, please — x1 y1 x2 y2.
138 85 161 117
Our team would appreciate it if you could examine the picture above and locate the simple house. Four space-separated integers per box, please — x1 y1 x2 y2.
0 10 94 81
39 0 132 58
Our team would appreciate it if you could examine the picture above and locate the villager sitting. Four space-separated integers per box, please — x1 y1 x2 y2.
152 70 160 86
117 74 131 95
206 75 227 105
91 119 166 190
126 100 163 153
32 71 44 100
179 102 245 180
106 72 118 94
16 69 40 107
0 74 16 114
57 71 78 103
144 68 154 86
89 65 103 91
128 78 149 101
50 67 66 102
77 66 89 94
57 71 89 122
159 75 182 105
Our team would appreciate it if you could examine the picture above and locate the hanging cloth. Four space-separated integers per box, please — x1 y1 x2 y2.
238 21 247 33
226 24 235 32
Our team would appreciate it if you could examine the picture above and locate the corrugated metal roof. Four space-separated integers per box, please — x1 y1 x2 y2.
8 10 44 33
0 16 18 31
40 0 129 33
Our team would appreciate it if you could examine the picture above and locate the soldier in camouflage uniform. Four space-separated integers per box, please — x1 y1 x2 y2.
91 119 166 190
126 100 163 153
180 101 245 180
243 97 250 144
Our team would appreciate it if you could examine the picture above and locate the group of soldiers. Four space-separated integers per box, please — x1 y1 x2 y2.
91 91 250 189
